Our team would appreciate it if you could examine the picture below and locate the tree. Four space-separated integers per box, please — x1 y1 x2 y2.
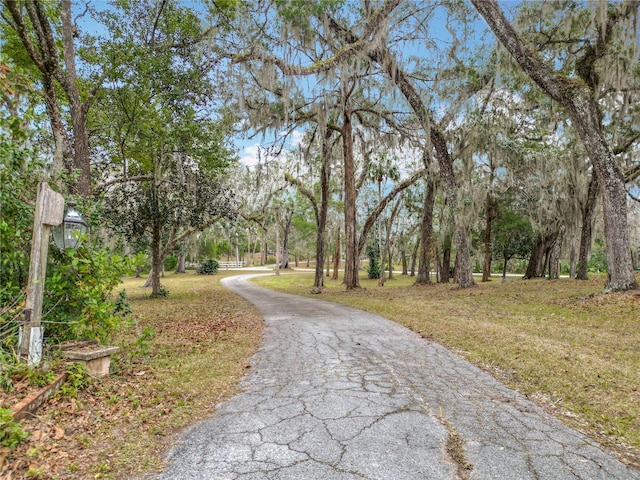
492 209 534 282
95 0 237 296
2 0 95 195
472 0 637 291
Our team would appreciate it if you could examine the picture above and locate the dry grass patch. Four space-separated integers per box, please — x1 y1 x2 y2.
255 271 640 468
3 271 263 479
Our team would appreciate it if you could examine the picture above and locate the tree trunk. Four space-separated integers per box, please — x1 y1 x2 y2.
482 193 497 282
176 252 186 273
275 226 280 276
313 148 330 289
332 225 341 280
281 211 292 269
576 171 599 280
524 234 546 279
326 240 331 277
472 0 636 291
150 229 162 297
416 177 435 285
61 0 91 196
569 244 577 279
401 247 408 275
440 233 452 283
410 240 419 277
549 227 565 280
455 227 476 288
502 257 508 283
342 104 360 290
261 227 267 266
149 160 162 297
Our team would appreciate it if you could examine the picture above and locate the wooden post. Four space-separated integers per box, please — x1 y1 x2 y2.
19 182 64 365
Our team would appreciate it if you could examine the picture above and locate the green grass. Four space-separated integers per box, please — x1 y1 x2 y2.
254 271 640 467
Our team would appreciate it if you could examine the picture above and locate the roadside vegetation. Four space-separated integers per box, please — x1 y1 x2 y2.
254 271 640 468
1 272 263 479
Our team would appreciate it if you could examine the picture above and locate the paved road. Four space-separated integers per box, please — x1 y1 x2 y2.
156 274 639 480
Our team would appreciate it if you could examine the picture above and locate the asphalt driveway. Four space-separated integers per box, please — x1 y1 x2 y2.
155 274 639 480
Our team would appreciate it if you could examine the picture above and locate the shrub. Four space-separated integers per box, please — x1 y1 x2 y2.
44 247 137 344
0 408 28 450
366 243 380 279
58 362 91 399
197 259 219 275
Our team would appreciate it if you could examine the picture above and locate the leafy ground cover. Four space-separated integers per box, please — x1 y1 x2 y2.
254 271 640 468
1 271 263 479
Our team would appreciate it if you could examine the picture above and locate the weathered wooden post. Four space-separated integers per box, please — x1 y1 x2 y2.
19 182 65 365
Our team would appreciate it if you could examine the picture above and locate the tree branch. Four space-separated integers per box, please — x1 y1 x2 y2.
284 172 319 224
357 168 426 255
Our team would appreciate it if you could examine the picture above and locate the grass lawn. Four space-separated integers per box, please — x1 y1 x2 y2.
254 270 640 468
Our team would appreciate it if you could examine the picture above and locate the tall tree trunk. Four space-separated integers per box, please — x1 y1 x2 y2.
313 145 330 289
281 211 292 269
525 234 546 279
410 241 419 277
415 177 435 285
440 232 453 283
176 252 186 273
549 227 565 280
455 227 476 287
482 193 497 282
569 244 577 279
60 0 91 196
275 226 280 276
147 157 162 297
401 247 408 275
525 232 557 279
342 104 359 289
332 225 341 280
326 240 331 277
261 227 267 266
576 172 599 280
472 0 636 291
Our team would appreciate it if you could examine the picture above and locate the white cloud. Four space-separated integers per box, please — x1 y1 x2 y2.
239 143 261 167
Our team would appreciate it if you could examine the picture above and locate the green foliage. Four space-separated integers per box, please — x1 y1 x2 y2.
59 362 91 399
197 259 219 275
164 255 178 271
114 289 133 317
0 408 28 450
588 243 608 273
366 243 380 279
275 0 344 28
491 210 535 266
0 118 46 305
133 325 155 357
25 367 55 388
44 247 137 344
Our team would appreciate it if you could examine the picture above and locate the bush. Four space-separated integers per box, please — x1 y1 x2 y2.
197 259 219 275
163 255 178 271
44 246 137 344
366 243 380 279
0 408 28 450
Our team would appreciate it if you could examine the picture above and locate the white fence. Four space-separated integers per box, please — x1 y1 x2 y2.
217 260 245 270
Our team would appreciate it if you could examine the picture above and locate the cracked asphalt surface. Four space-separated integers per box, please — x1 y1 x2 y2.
156 274 640 480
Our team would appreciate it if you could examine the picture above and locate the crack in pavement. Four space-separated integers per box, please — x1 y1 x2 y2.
154 274 640 480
